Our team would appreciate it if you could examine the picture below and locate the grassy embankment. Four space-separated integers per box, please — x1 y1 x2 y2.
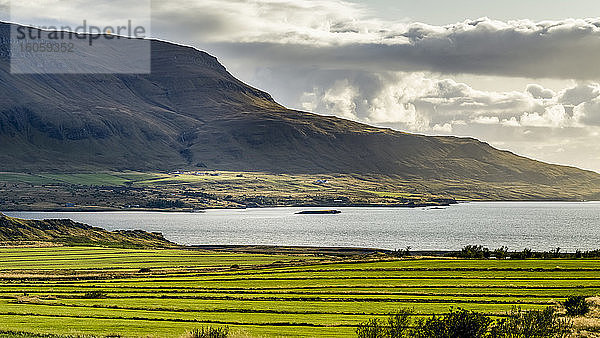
0 247 598 336
0 172 454 211
2 170 588 212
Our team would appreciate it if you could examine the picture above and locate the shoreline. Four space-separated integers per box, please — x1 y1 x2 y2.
184 244 459 257
0 201 457 213
2 199 598 213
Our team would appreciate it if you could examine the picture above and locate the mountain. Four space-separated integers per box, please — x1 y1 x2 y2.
0 213 174 247
1 22 600 200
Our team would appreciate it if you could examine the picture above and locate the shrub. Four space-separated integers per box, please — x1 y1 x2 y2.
145 199 187 209
458 245 490 259
356 307 572 338
392 247 411 258
412 307 492 338
189 326 229 338
490 307 572 338
521 248 533 258
582 249 600 258
492 246 509 259
356 318 386 338
83 291 107 299
356 309 413 338
563 296 591 316
387 309 413 338
0 330 85 337
138 267 151 273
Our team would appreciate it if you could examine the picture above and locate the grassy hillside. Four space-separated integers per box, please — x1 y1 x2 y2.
1 22 600 201
0 247 597 336
0 213 175 248
1 170 598 212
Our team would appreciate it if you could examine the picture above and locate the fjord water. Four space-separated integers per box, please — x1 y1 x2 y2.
6 202 600 251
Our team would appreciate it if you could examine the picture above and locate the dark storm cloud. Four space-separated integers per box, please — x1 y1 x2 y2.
151 0 600 80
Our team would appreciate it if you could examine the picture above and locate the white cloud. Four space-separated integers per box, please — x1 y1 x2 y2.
573 97 600 126
558 83 600 106
307 79 360 121
432 123 453 133
472 116 500 125
150 0 600 80
501 117 521 127
526 84 555 100
299 73 600 131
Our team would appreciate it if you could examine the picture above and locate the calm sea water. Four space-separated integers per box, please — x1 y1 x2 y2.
5 202 600 251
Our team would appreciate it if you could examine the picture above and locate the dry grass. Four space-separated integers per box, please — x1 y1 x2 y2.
571 297 600 337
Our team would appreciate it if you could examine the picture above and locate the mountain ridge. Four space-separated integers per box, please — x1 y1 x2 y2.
1 21 600 200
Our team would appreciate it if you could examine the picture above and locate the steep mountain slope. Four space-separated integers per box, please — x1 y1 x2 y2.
0 213 174 247
1 22 599 199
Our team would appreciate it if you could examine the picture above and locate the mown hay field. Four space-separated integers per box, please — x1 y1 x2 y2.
0 247 598 337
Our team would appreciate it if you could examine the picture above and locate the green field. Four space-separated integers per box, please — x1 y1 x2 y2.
0 247 598 337
0 171 444 211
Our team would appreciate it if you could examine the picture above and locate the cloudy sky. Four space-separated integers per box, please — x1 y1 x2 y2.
5 0 600 172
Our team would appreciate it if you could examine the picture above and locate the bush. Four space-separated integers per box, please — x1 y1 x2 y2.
550 247 561 258
582 249 600 258
0 330 86 337
356 310 413 338
492 246 509 259
513 248 533 259
83 291 106 299
563 296 591 316
145 199 187 209
189 326 229 338
356 307 573 338
490 307 572 338
356 318 387 338
392 247 411 258
458 245 490 259
387 309 413 338
412 308 492 338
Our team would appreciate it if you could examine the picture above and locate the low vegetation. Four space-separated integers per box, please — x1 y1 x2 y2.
491 307 572 338
82 291 107 299
453 245 600 259
0 171 454 211
355 309 413 338
0 213 175 248
0 247 597 337
412 308 492 338
188 326 229 338
357 307 572 338
563 296 591 317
